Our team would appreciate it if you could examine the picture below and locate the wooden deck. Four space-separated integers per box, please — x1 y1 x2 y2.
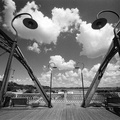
0 103 120 120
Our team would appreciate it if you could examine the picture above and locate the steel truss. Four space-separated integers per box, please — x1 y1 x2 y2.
0 29 52 108
81 31 120 107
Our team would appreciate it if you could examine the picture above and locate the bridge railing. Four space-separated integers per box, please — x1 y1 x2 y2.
6 92 120 105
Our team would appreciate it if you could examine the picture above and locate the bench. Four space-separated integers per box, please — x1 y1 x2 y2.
11 97 28 107
105 97 120 113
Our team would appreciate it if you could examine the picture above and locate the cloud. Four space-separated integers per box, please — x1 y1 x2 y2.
1 0 117 58
27 42 40 53
2 0 81 45
2 0 16 32
49 62 119 87
65 70 78 77
76 21 114 58
38 72 51 86
115 53 120 65
52 7 81 32
40 62 120 87
56 71 80 87
82 62 120 87
0 74 3 81
12 1 61 44
10 78 34 85
39 70 80 87
44 47 52 53
49 55 76 70
10 61 119 87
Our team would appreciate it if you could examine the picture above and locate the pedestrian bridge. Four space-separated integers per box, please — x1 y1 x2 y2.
1 102 120 120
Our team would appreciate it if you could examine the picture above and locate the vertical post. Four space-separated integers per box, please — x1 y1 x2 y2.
81 10 120 107
0 41 17 107
49 71 52 107
81 41 117 107
81 69 85 106
47 62 57 107
0 13 20 107
75 62 85 105
0 13 35 107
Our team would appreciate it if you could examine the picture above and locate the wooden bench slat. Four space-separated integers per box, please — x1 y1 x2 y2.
11 97 28 106
108 103 120 107
105 97 120 113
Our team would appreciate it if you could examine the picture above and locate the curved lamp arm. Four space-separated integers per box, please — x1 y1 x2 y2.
48 62 57 70
96 10 120 20
75 62 84 70
96 10 120 38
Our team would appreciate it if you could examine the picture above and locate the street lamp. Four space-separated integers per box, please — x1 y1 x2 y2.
92 10 120 56
75 62 85 105
0 13 38 107
11 69 15 79
81 10 120 107
48 62 57 107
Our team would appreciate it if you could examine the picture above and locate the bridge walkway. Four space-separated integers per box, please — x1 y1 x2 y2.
0 102 120 120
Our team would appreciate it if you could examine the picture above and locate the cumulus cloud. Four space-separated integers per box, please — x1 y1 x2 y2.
27 42 40 53
10 78 34 85
65 70 78 77
38 70 80 87
1 0 115 58
44 47 52 53
115 53 120 65
39 61 120 87
52 7 81 32
82 62 120 87
38 72 51 86
11 61 119 87
2 0 81 45
0 74 3 81
2 0 16 32
49 55 76 70
56 71 80 87
48 62 120 87
76 21 114 58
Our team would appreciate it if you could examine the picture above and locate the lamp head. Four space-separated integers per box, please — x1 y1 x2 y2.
75 66 80 69
23 18 38 29
53 66 57 69
92 18 107 29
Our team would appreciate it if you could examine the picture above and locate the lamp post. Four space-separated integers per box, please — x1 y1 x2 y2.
75 62 85 105
0 13 38 107
48 62 57 107
11 69 15 79
92 10 120 56
81 10 120 107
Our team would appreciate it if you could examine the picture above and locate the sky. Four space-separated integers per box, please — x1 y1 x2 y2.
0 0 120 88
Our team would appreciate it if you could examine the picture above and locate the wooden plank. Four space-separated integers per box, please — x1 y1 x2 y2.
94 108 120 120
66 106 74 120
0 109 32 120
0 103 120 120
71 105 96 120
24 109 49 120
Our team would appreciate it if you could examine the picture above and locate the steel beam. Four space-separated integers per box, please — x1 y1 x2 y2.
81 31 120 107
0 29 51 107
